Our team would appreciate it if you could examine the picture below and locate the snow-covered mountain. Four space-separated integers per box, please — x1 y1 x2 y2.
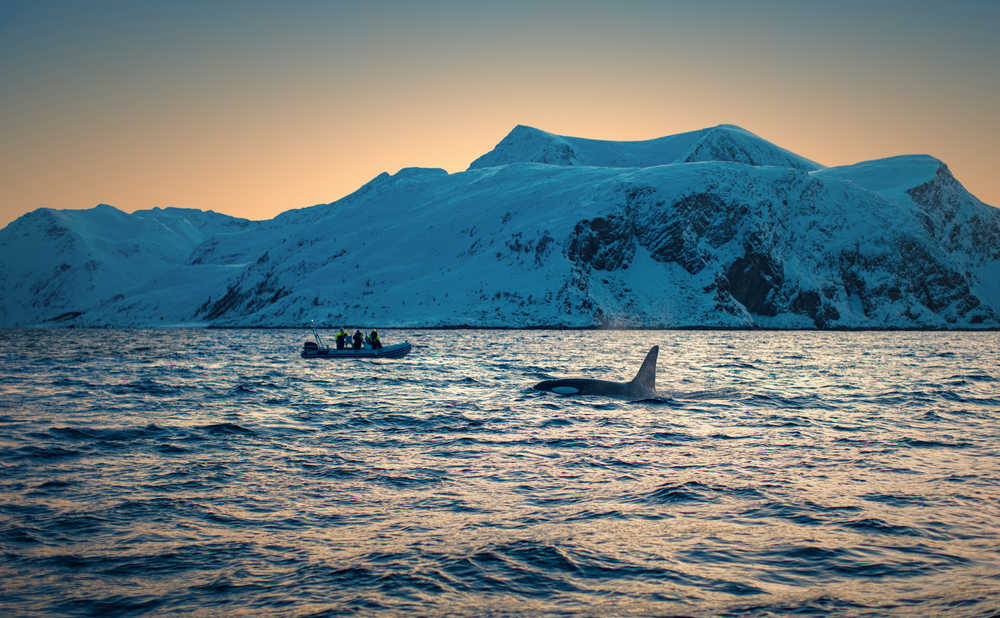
468 124 821 171
2 125 998 328
0 205 253 326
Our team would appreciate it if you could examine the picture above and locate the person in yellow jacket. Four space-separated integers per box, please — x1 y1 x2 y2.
368 328 382 349
335 328 349 350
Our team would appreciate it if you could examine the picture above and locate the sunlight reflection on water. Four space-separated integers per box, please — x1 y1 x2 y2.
0 328 998 615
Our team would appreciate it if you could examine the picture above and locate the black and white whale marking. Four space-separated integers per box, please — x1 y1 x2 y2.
533 346 658 399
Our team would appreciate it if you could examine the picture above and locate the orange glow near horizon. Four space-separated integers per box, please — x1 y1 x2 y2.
2 2 998 227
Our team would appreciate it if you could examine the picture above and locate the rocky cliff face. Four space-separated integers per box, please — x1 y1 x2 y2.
2 125 998 328
550 163 998 328
908 163 1000 265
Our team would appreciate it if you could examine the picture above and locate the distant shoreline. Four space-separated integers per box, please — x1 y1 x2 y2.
212 324 1000 332
9 324 999 332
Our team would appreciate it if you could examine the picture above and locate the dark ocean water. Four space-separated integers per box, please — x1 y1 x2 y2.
1 328 999 616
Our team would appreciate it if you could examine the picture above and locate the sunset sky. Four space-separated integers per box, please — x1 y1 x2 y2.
2 0 998 228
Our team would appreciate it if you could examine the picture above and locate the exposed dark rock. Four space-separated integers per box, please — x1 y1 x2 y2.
706 275 747 317
838 254 873 317
566 216 635 271
906 163 1000 263
831 237 996 325
505 232 531 254
202 285 247 320
48 311 83 322
790 290 840 328
725 251 784 316
534 232 555 266
195 297 212 316
907 164 964 231
969 214 1000 260
894 240 979 315
626 188 747 274
790 290 820 316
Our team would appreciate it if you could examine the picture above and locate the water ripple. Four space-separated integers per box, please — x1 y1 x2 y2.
0 328 998 615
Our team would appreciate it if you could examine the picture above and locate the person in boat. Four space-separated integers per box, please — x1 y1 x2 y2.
352 329 364 350
335 328 349 350
368 328 382 349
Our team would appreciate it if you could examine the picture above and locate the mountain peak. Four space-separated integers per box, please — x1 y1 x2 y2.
469 124 821 171
812 154 946 195
393 167 449 180
681 125 822 170
468 125 576 169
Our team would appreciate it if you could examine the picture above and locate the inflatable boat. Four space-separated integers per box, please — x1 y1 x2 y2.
301 340 411 359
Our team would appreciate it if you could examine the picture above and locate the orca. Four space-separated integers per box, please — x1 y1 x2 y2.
533 346 658 399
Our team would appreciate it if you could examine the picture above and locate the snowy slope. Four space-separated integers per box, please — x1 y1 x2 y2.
2 125 998 328
813 156 1000 314
469 124 822 171
0 205 252 326
189 160 990 329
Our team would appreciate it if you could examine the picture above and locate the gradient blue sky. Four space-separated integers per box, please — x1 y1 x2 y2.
2 0 998 226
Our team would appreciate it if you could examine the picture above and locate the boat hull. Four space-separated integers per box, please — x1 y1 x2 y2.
301 342 411 359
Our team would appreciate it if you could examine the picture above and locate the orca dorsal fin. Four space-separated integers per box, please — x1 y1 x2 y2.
631 346 658 393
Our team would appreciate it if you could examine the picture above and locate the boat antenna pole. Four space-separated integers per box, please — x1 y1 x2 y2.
311 320 325 349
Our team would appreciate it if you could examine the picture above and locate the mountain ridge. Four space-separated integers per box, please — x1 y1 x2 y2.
468 124 823 171
2 124 998 329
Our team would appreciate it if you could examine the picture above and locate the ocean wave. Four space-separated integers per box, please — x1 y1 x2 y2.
108 378 180 396
897 437 973 449
197 422 256 436
1 328 998 615
626 481 766 505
